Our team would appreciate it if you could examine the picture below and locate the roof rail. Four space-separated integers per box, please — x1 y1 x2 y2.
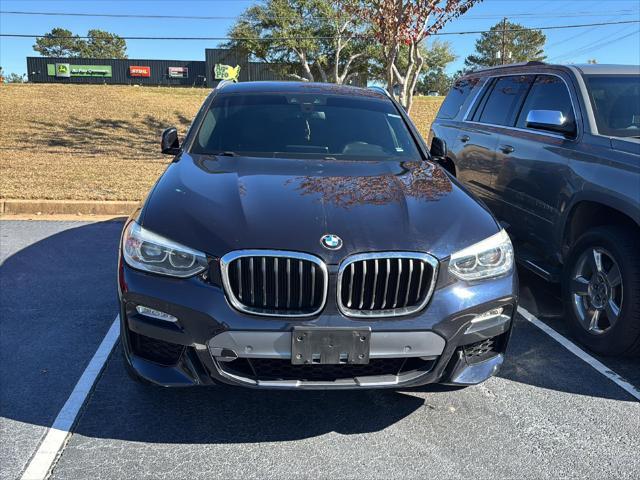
470 61 546 73
215 79 235 90
367 85 392 98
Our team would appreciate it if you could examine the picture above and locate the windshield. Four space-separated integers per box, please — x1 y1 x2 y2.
190 93 422 159
584 75 640 138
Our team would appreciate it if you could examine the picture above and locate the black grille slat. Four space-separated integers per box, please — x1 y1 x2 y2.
370 259 379 309
340 254 435 316
404 259 414 308
393 258 403 308
310 264 316 306
226 253 325 315
274 258 279 308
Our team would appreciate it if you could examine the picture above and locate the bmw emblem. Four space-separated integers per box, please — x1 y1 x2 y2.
321 234 343 250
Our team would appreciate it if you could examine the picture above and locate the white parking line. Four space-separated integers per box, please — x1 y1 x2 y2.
20 316 120 480
517 306 640 401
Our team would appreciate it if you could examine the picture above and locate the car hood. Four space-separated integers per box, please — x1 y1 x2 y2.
141 153 499 263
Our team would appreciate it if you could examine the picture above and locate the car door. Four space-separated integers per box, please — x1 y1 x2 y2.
457 75 535 214
492 73 579 256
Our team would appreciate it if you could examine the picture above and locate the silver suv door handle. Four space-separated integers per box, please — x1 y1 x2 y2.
460 135 470 143
499 145 515 154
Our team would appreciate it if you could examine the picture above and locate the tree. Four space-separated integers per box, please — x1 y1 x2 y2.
464 19 546 70
415 40 456 95
33 28 127 58
4 72 27 83
351 0 481 113
227 0 370 84
80 30 127 58
417 70 451 95
33 28 82 57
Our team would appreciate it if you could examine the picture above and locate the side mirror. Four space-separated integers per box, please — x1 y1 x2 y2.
430 137 447 159
161 127 181 155
525 110 575 136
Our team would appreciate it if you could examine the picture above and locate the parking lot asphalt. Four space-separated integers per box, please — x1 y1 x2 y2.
1 219 639 480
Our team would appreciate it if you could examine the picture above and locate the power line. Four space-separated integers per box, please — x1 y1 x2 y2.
562 30 640 60
1 19 638 41
1 9 638 21
544 9 629 50
549 26 640 62
0 10 239 20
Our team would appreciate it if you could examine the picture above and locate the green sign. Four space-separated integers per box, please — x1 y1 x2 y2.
47 64 113 78
214 64 240 81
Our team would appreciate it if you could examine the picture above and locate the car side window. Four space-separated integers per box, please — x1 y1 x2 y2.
437 77 482 119
474 75 534 126
516 75 575 131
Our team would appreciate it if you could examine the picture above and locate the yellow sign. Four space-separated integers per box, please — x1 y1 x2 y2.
214 64 240 81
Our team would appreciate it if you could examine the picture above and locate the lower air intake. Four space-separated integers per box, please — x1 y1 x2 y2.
130 332 185 366
222 357 436 382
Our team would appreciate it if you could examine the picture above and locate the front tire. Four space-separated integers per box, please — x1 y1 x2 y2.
562 226 640 356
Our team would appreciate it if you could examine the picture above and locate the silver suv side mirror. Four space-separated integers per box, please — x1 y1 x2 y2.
525 110 576 136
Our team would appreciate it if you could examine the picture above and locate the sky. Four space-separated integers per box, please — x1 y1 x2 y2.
1 0 639 77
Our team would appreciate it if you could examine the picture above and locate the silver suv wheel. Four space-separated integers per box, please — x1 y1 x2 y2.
570 247 623 335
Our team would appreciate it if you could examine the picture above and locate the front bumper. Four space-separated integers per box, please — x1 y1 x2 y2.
118 258 517 389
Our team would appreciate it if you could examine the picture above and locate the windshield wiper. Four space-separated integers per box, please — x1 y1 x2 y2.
213 151 239 157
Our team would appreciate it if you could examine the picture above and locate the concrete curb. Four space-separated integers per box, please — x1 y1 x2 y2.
0 199 139 216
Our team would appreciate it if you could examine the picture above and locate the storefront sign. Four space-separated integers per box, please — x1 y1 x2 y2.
129 66 151 77
47 64 113 78
55 63 71 77
214 64 240 81
168 67 188 78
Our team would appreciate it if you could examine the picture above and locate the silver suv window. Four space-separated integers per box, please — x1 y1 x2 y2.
437 77 482 119
584 75 640 138
516 75 575 132
472 75 534 126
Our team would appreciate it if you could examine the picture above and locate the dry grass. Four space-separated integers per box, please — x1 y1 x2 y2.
0 84 442 201
411 95 444 139
0 84 207 200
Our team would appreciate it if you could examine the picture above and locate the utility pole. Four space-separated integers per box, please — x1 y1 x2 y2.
500 17 507 65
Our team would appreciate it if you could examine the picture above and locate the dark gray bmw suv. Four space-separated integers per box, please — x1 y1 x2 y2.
429 63 640 356
118 81 518 389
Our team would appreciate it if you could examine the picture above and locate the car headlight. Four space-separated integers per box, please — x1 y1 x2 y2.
448 229 514 281
122 221 208 278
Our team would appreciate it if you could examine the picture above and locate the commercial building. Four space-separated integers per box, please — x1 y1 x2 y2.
26 47 365 87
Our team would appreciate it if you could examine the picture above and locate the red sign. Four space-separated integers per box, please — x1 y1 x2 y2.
129 66 151 77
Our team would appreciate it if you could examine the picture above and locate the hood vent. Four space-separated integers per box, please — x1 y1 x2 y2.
220 250 328 317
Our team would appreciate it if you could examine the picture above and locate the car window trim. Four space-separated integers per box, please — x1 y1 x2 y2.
437 77 485 120
460 78 489 121
462 71 579 141
465 78 494 122
473 74 535 127
469 78 497 122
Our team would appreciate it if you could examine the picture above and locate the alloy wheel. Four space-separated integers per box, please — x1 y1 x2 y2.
570 247 623 335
